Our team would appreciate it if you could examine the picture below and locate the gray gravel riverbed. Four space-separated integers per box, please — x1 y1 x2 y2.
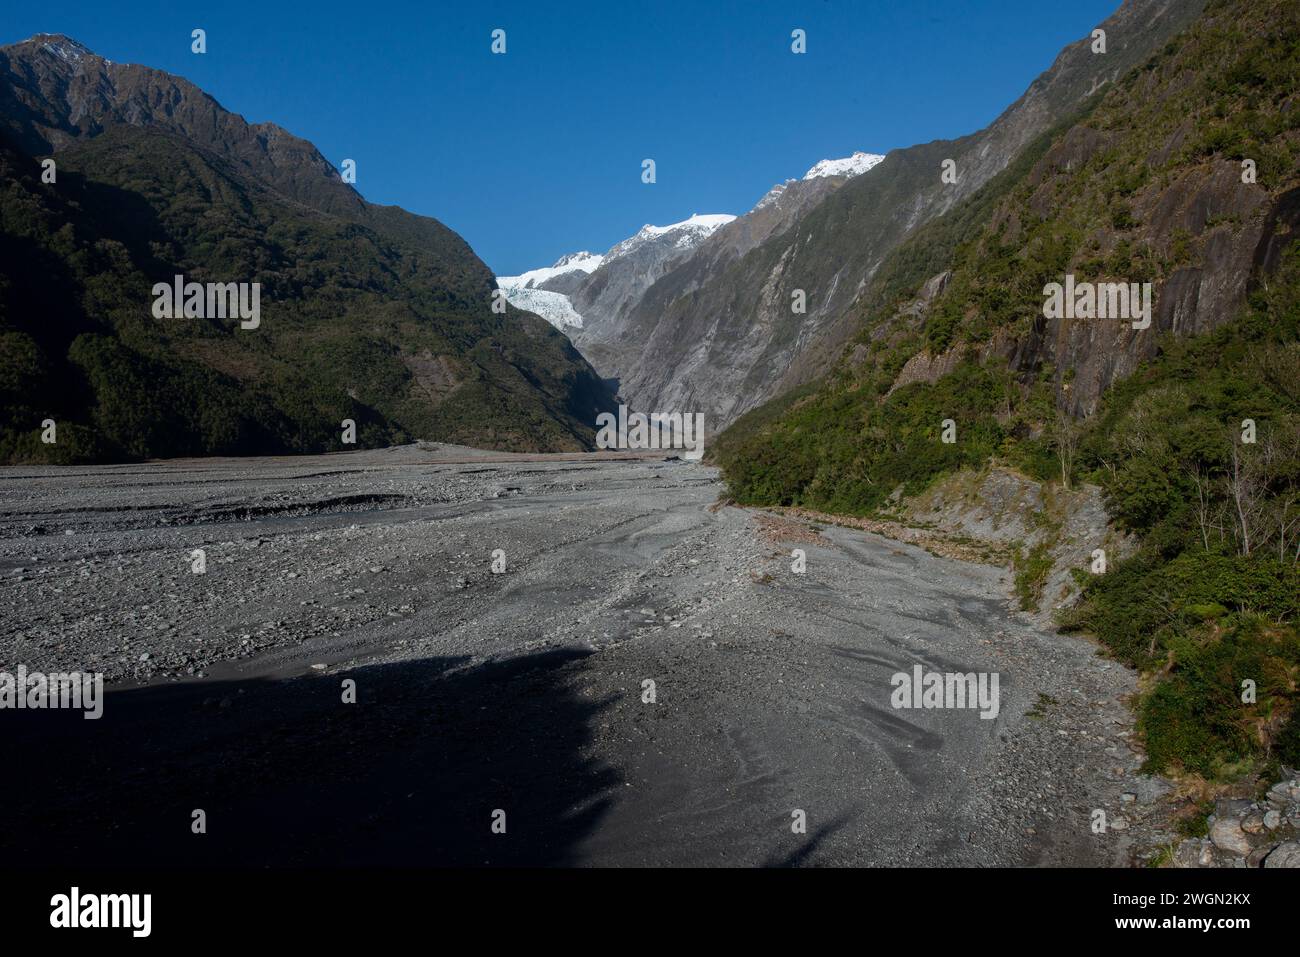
0 444 1160 866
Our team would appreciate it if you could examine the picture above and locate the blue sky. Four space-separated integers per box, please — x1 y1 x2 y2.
5 1 1120 274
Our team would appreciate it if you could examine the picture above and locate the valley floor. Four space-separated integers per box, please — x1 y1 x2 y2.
0 445 1163 866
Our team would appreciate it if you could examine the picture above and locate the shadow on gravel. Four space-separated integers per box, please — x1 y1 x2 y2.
0 649 619 867
763 813 855 868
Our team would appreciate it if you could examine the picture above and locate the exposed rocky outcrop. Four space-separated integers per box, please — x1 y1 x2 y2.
579 172 857 411
1003 167 1295 418
900 466 1134 626
1171 777 1300 867
570 214 734 376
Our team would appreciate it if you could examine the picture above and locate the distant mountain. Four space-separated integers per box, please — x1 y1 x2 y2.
567 213 734 362
570 155 888 399
500 154 891 390
495 251 604 329
578 0 1207 429
0 35 615 462
802 151 886 180
601 213 736 261
494 213 734 339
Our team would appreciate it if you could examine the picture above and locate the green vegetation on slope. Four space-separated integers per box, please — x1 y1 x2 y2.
717 0 1300 781
0 125 612 463
711 99 1103 510
1062 249 1300 779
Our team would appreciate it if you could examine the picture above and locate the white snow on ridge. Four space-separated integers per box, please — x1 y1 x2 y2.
637 213 736 237
497 250 604 291
754 182 790 211
803 151 886 180
495 153 880 334
25 34 115 66
606 212 736 261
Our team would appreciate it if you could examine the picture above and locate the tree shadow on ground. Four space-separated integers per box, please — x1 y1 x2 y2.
762 812 856 868
0 649 620 867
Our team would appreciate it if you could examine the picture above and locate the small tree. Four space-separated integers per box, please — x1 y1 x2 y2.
1052 407 1081 490
1188 464 1214 551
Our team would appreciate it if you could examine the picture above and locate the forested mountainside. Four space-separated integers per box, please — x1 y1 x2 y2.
0 36 613 463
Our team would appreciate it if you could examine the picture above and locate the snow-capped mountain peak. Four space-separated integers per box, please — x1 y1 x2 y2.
551 250 603 272
638 213 736 237
497 250 604 291
494 215 735 332
606 212 736 261
802 151 886 180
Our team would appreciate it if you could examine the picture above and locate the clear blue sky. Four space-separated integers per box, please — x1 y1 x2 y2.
5 0 1120 274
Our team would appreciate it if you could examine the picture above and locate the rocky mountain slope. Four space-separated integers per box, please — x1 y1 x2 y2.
0 35 615 462
577 155 883 407
720 0 1298 495
567 213 734 371
512 155 883 386
1 35 365 220
590 0 1205 429
497 152 888 382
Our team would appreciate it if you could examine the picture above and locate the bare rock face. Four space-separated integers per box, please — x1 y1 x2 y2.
570 214 738 378
1008 165 1293 419
887 280 961 393
1263 842 1300 868
533 269 590 297
1209 817 1254 855
577 0 1206 430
